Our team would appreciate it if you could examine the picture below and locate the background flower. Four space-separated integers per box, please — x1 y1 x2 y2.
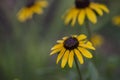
17 0 48 22
112 15 120 26
63 0 109 26
91 34 104 47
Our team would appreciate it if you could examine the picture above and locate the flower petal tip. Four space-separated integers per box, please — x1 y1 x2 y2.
50 53 53 55
61 66 65 68
81 62 84 64
69 66 72 68
92 47 96 50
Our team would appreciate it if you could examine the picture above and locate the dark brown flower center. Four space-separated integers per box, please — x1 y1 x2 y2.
75 0 90 9
26 0 35 7
64 37 79 50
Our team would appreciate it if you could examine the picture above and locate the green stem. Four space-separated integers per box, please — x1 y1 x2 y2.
85 20 97 59
74 56 83 80
85 21 92 40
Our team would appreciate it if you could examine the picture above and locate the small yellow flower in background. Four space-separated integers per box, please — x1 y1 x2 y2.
17 0 48 22
63 0 109 26
112 15 120 26
50 34 95 68
91 34 103 47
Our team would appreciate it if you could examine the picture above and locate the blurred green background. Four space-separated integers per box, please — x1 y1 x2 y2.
0 0 120 80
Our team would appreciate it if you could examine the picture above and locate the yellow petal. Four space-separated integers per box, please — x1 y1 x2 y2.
37 0 48 7
62 36 68 40
17 7 33 22
24 8 33 20
68 51 74 68
78 9 85 25
77 34 87 41
64 8 75 25
17 8 27 22
56 48 66 64
51 44 63 50
62 8 72 19
90 3 103 16
78 47 93 58
96 4 109 13
71 9 79 26
72 35 77 37
85 8 97 24
61 50 70 68
80 41 95 50
33 6 43 14
50 48 62 55
57 40 64 43
74 49 84 64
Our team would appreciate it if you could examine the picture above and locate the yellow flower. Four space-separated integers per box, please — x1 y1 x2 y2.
17 0 48 22
91 34 103 47
63 0 109 26
50 34 95 68
112 15 120 26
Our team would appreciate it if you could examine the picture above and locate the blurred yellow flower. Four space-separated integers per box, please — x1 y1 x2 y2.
50 34 95 68
17 0 48 22
91 34 103 47
112 16 120 26
63 0 109 26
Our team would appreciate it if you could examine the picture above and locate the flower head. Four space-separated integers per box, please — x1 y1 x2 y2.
91 34 103 47
50 34 95 68
112 15 120 26
63 0 109 26
17 0 48 22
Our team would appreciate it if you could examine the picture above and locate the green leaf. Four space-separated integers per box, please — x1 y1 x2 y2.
87 62 99 80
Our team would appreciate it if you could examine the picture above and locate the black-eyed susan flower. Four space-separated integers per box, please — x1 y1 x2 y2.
17 0 48 22
112 15 120 26
50 34 95 68
91 34 103 47
63 0 109 26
